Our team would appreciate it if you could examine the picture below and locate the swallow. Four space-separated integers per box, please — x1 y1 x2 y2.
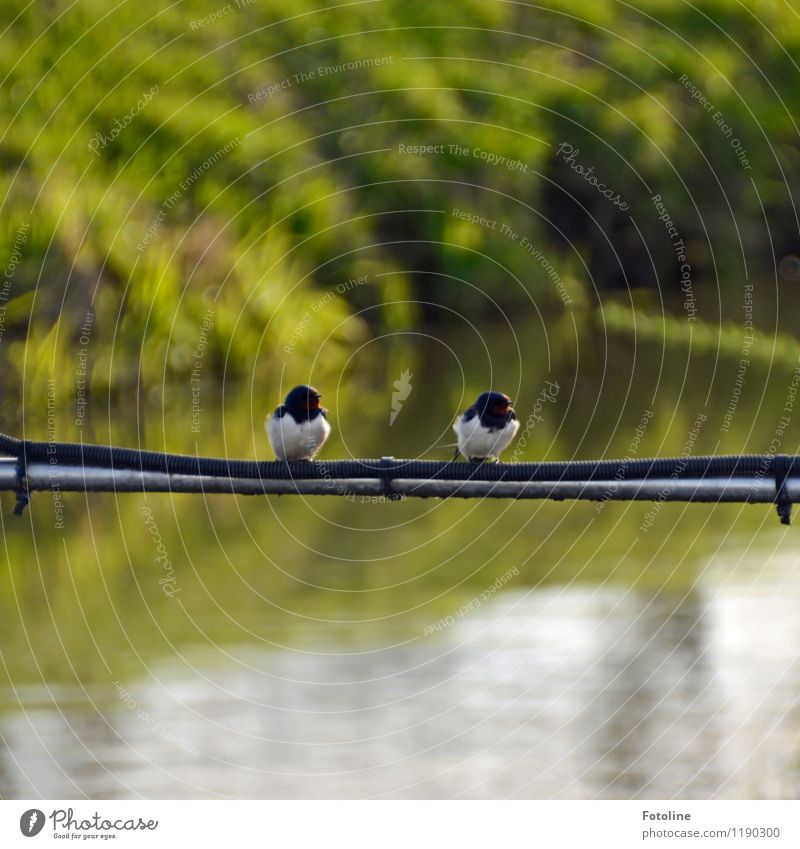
267 384 331 461
453 391 520 461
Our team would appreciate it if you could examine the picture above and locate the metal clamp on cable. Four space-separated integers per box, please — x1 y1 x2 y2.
379 456 401 501
773 454 793 525
13 443 29 516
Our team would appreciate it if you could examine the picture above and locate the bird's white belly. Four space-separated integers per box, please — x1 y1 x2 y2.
267 414 331 460
454 415 519 460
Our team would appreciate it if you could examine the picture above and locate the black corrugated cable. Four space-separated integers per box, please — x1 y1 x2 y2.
0 431 795 483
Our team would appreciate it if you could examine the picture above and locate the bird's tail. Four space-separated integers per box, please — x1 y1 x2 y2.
412 441 461 460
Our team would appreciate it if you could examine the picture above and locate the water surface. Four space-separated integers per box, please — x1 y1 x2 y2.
2 544 799 799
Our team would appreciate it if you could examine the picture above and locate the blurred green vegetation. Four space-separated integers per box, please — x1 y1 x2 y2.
1 2 800 695
1 0 799 406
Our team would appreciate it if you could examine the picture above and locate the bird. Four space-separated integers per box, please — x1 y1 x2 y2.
267 384 331 461
453 391 520 462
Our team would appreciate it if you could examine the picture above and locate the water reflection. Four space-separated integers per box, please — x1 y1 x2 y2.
2 553 799 799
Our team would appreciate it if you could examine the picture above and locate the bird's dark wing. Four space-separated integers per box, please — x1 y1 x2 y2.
274 404 289 419
462 408 478 422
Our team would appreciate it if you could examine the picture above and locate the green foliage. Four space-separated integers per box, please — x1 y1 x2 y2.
1 0 798 404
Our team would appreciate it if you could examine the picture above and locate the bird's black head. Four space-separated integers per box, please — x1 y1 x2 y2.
283 384 324 419
468 391 516 426
471 391 514 417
